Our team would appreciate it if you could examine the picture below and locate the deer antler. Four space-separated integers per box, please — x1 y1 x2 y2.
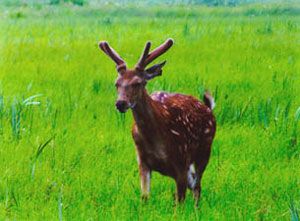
99 41 127 72
136 38 174 70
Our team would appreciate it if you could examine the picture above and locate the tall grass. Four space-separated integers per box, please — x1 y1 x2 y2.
0 3 299 220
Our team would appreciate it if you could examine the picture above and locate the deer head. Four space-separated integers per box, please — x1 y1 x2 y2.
99 38 174 113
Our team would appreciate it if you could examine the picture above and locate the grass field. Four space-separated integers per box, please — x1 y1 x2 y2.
0 2 299 220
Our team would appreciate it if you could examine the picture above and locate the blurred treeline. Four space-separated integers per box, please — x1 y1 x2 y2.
1 0 299 7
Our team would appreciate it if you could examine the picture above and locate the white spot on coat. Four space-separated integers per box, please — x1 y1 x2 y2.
185 116 189 123
170 129 180 136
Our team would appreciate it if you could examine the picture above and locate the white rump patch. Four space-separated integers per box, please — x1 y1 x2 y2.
187 164 197 189
189 164 195 173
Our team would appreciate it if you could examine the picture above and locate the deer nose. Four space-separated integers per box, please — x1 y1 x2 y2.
115 100 128 113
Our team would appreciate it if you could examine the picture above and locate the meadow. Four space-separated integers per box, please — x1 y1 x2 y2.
0 2 299 220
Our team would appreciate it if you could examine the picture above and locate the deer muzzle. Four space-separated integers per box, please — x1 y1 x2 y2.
115 100 129 113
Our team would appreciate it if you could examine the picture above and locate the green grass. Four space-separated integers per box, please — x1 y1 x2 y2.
0 3 299 220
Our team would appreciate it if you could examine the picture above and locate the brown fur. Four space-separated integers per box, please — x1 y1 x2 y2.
132 91 216 203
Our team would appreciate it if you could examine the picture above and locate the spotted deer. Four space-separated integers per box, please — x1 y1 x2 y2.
99 38 216 204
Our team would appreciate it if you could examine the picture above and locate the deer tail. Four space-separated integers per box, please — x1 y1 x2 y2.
203 91 215 110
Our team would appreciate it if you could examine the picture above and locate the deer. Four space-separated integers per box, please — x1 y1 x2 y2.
98 38 216 205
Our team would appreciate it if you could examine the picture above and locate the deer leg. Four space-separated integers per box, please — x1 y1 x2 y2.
139 161 151 200
175 173 188 203
193 150 211 206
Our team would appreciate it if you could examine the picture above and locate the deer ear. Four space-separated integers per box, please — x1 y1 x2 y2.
144 61 166 80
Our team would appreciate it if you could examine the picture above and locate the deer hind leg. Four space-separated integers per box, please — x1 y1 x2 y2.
193 149 211 206
138 160 151 200
187 163 201 205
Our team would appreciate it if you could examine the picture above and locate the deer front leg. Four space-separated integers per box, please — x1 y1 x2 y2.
138 159 151 200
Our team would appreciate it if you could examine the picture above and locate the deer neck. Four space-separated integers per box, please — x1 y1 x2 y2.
132 90 162 136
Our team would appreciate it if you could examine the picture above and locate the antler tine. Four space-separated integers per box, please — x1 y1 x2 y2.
99 41 126 72
136 41 151 70
144 38 174 66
